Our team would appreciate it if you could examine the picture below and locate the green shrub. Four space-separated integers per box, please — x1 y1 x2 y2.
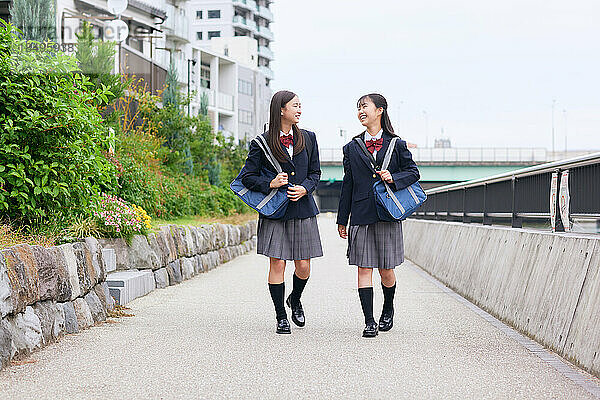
0 22 117 225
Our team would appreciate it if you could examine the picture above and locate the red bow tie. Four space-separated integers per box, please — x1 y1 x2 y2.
280 134 293 148
365 137 383 153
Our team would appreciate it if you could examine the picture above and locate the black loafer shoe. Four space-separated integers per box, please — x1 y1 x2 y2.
286 295 305 327
362 321 378 338
276 318 291 334
379 309 394 332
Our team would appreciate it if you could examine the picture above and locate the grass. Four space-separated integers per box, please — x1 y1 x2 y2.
0 211 258 250
151 211 258 230
0 224 56 250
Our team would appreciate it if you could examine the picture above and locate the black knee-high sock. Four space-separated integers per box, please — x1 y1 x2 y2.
382 283 396 315
290 274 308 306
268 283 287 320
358 287 375 324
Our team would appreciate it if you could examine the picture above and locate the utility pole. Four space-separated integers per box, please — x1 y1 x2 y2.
396 100 403 134
187 58 197 116
423 110 429 148
563 109 567 154
551 99 556 156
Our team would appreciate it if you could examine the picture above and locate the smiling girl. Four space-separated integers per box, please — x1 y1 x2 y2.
337 93 420 337
240 90 323 334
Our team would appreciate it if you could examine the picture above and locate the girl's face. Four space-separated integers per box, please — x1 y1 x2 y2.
357 97 383 127
281 95 302 126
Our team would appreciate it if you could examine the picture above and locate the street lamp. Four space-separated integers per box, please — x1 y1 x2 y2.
187 58 197 116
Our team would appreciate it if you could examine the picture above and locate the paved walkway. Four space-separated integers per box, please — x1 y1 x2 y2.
0 215 598 399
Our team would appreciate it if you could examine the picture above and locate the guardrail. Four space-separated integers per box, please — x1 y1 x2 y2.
413 152 600 232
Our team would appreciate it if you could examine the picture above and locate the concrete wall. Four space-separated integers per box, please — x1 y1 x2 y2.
402 219 600 377
0 220 257 370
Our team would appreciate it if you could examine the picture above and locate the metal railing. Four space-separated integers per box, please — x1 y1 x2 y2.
410 147 547 164
233 15 258 32
320 147 549 164
257 5 274 20
256 25 274 41
413 152 600 232
163 4 190 41
233 0 258 12
258 45 274 60
258 65 274 80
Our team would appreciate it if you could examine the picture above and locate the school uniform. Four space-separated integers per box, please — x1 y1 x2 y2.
240 129 323 261
337 130 420 269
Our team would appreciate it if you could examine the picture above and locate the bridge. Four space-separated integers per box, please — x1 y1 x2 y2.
316 146 570 212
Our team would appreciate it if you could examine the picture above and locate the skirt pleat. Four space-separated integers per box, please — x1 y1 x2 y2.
257 216 323 261
347 221 404 269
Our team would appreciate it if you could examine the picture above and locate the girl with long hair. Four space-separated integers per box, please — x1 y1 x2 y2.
240 90 323 334
337 93 420 337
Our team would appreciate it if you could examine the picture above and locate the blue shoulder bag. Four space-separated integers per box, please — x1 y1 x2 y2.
354 137 427 221
230 135 289 219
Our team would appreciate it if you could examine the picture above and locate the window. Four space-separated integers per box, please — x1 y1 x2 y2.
208 31 221 39
196 10 202 19
200 65 211 88
238 79 253 96
196 31 202 40
207 10 221 19
239 110 253 125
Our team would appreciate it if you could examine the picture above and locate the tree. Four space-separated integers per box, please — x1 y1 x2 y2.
10 0 56 41
75 21 126 108
161 59 194 175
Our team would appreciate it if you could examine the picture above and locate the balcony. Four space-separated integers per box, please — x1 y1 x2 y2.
256 25 274 41
218 92 234 111
233 15 258 33
198 88 216 107
257 5 274 21
163 4 189 42
233 0 258 12
259 65 274 80
198 89 234 112
258 45 274 60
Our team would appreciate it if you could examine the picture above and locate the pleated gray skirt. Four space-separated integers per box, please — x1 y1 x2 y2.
347 221 404 269
257 216 323 261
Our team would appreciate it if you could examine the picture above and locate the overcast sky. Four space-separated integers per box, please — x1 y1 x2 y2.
269 0 600 151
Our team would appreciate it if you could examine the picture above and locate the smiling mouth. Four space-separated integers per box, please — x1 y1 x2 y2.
359 114 367 122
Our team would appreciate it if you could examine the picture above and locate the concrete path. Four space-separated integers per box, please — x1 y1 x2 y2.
0 214 598 399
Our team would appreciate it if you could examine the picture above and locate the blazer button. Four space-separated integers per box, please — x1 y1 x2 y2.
291 171 295 176
372 174 377 178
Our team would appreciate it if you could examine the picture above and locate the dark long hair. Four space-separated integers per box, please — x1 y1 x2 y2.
267 90 306 163
357 93 398 137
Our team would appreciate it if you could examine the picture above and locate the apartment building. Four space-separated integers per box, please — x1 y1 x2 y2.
3 0 271 142
187 0 274 84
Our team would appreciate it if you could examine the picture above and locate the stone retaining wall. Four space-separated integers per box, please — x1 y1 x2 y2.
403 219 600 378
0 220 257 369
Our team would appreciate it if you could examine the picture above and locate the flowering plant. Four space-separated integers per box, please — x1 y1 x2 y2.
93 193 151 239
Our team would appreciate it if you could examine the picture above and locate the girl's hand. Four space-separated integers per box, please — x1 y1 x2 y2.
378 170 394 183
287 185 307 201
270 172 289 188
338 224 348 239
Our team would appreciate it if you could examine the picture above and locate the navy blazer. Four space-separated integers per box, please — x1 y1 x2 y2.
240 130 321 220
336 131 420 226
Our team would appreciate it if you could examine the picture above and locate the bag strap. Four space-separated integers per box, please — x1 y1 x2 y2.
254 135 283 174
353 136 377 172
382 137 398 171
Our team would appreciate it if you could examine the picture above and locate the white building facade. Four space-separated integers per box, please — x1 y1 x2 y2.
187 0 274 84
